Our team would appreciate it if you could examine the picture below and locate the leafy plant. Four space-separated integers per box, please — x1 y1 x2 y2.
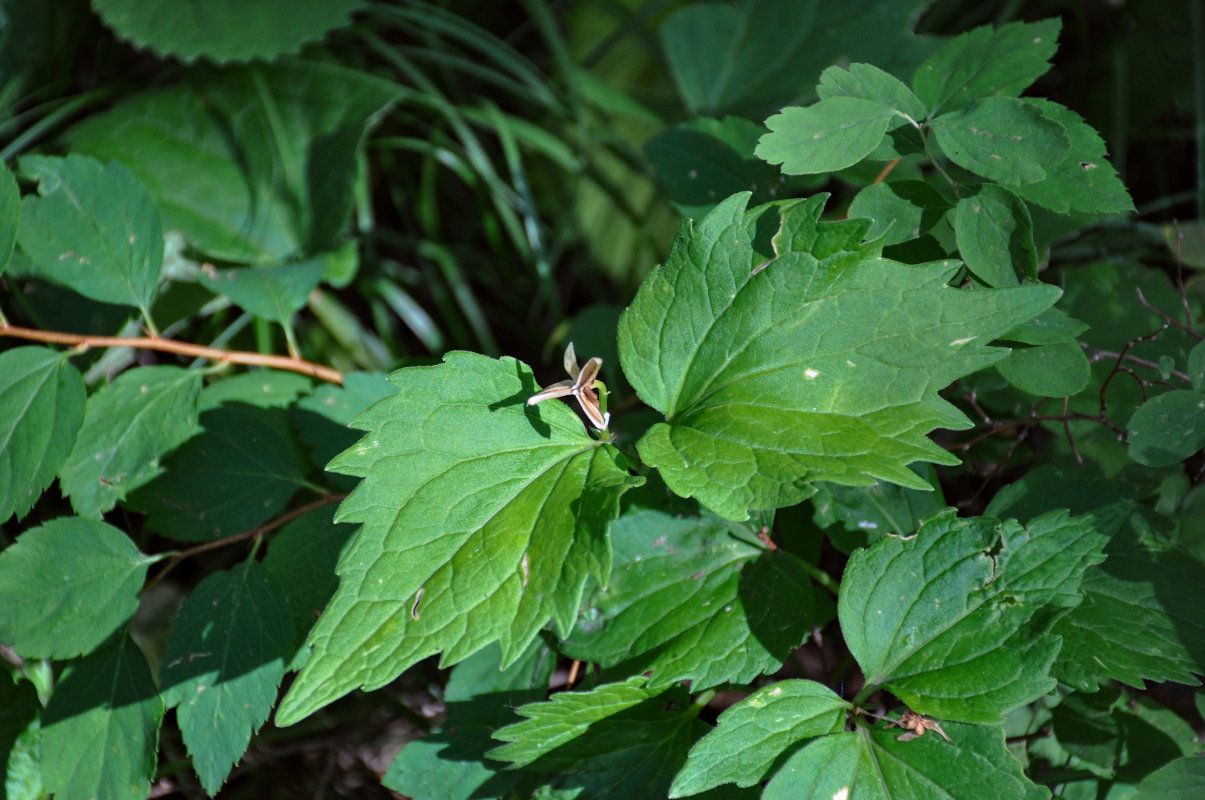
2 3 1204 800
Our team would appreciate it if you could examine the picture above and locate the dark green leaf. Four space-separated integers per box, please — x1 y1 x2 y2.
1190 341 1205 392
0 164 18 277
198 369 313 411
618 192 1060 520
91 0 364 63
41 636 163 800
161 560 294 794
289 371 395 475
0 347 85 522
840 508 1111 722
912 19 1061 115
846 180 950 246
16 154 163 315
0 677 40 794
0 518 155 660
59 366 202 517
929 97 1070 185
811 464 946 550
817 62 926 121
1128 390 1205 467
275 353 643 726
997 340 1091 398
953 185 1036 286
1001 307 1089 346
1133 755 1205 798
199 257 328 326
757 98 898 174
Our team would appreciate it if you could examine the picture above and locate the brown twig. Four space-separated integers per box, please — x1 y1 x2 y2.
0 324 344 384
1135 287 1203 341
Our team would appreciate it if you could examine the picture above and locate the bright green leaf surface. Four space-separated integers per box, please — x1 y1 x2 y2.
1008 100 1135 214
954 185 1036 286
161 560 294 794
929 97 1070 185
757 97 898 174
275 352 643 725
847 180 949 246
92 0 364 62
0 164 18 276
199 258 328 326
912 19 1060 116
817 62 926 122
670 680 846 796
997 340 1091 398
1133 755 1205 798
560 509 814 690
618 192 1060 520
16 154 164 316
0 347 85 522
59 366 201 517
41 636 163 800
762 722 1047 800
839 508 1111 722
1127 390 1205 467
0 518 154 660
127 402 310 541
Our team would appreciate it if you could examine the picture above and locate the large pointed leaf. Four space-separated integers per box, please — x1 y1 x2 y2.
0 347 85 522
617 192 1060 520
161 560 294 794
275 352 643 725
560 508 815 690
839 508 1112 722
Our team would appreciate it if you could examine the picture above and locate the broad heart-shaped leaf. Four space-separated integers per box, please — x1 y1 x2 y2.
275 352 643 726
92 0 364 63
617 192 1060 521
59 365 202 518
757 97 900 175
912 18 1060 116
41 635 164 800
839 508 1112 722
199 257 328 326
761 721 1047 800
15 154 163 316
559 508 815 691
161 560 294 795
670 680 847 796
953 185 1036 287
0 517 156 659
0 163 17 276
997 340 1091 398
126 402 311 541
0 347 85 522
929 97 1070 185
1127 390 1205 467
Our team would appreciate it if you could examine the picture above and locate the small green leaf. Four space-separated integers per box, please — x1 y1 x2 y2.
847 180 950 246
954 185 1036 286
811 464 946 550
127 402 310 541
16 154 163 316
997 340 1091 398
0 347 85 522
560 509 814 691
839 508 1111 722
161 560 294 795
289 370 395 474
1189 341 1205 392
41 635 164 800
1001 307 1089 346
275 352 643 726
92 0 364 63
199 257 328 326
0 164 18 277
757 97 899 174
198 369 313 411
0 677 40 788
618 192 1060 520
817 62 926 121
59 366 202 518
670 680 846 796
0 518 153 660
1133 754 1205 798
1128 390 1205 467
912 18 1061 115
929 97 1070 185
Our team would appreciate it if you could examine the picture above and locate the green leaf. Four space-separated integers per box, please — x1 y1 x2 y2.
91 0 364 63
839 508 1111 722
199 257 328 326
59 365 202 518
1190 341 1205 392
0 518 154 660
160 560 294 795
817 62 927 121
912 19 1061 116
670 680 846 796
560 509 815 691
757 97 899 174
846 180 950 246
811 464 946 551
1133 755 1205 798
929 97 1070 185
1127 390 1205 467
1001 307 1089 346
127 402 310 541
289 371 395 477
0 678 40 794
41 635 164 800
1050 689 1187 780
953 185 1036 286
0 347 85 522
0 164 18 277
15 154 163 316
617 192 1060 520
197 369 313 411
1008 99 1135 214
762 721 1047 800
275 352 643 726
997 340 1091 398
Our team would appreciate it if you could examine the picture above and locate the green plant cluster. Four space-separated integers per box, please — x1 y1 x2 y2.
1 2 1204 799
